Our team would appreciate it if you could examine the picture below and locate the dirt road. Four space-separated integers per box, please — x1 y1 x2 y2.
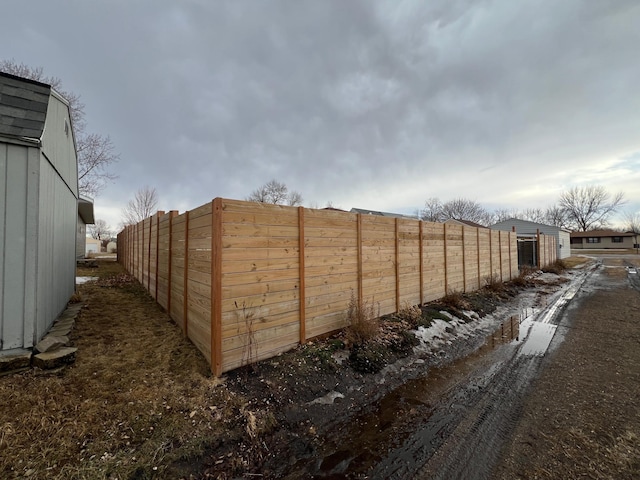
494 256 640 479
280 256 639 479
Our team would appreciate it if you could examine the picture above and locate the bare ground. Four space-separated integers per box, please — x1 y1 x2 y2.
1 257 637 479
493 257 640 479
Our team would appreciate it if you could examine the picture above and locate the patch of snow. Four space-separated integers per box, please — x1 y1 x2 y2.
309 390 345 405
76 276 98 284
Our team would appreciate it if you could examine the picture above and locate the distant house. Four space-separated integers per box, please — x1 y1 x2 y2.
444 218 488 229
570 230 636 249
0 72 79 352
350 208 417 219
491 218 571 264
77 195 95 258
85 237 101 254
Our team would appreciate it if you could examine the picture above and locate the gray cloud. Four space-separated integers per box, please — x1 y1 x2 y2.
1 0 639 228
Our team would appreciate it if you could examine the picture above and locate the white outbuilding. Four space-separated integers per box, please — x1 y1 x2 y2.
0 72 80 352
491 218 571 262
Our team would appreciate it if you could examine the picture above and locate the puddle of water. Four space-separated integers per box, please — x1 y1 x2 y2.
519 321 557 356
293 321 520 478
76 276 98 284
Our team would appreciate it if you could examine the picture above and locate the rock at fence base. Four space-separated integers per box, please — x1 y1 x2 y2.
0 351 32 374
32 347 77 370
34 335 69 354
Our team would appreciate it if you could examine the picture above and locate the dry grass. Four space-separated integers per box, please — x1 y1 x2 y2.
0 260 250 479
541 259 567 274
562 255 592 269
344 291 379 345
440 290 469 310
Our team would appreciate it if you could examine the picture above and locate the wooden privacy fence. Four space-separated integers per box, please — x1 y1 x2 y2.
117 198 556 376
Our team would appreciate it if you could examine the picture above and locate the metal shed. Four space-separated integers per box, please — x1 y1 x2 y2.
490 218 571 260
0 72 79 352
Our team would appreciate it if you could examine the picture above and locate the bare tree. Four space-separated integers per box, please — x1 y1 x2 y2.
543 206 569 229
623 210 640 253
441 198 491 225
0 59 118 197
89 219 112 241
420 197 443 222
247 179 303 206
558 185 626 231
122 186 158 225
622 211 640 234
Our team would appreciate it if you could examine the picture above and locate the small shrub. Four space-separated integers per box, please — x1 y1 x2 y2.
511 266 536 288
440 290 467 310
345 291 379 345
349 343 389 374
394 303 424 327
483 274 505 293
542 259 567 274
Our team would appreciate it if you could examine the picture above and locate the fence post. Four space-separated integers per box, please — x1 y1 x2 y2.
298 206 306 343
357 213 363 309
477 227 481 289
167 211 177 316
183 211 190 336
155 211 164 300
395 217 400 311
419 221 424 305
211 198 223 377
536 229 541 269
443 223 448 294
147 216 153 290
498 230 503 282
462 226 466 292
489 229 493 279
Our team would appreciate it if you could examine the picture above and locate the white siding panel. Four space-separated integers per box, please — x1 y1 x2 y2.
36 154 76 342
0 143 30 349
40 95 78 197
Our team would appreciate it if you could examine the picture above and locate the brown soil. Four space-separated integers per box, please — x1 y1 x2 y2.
1 257 637 479
494 257 640 479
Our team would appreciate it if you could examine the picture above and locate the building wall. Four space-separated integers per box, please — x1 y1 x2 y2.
0 140 39 350
571 236 635 249
0 93 78 351
492 219 571 259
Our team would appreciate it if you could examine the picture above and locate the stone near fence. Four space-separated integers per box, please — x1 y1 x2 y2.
32 347 78 370
34 335 69 354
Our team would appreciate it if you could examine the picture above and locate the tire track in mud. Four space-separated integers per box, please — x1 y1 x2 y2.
372 265 599 480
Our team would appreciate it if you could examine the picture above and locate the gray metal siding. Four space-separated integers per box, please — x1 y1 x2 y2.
0 141 39 349
0 92 78 351
36 156 76 341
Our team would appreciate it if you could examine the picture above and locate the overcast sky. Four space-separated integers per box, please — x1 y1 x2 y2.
2 0 639 230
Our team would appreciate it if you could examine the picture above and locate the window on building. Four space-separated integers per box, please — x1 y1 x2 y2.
612 236 623 243
587 237 601 243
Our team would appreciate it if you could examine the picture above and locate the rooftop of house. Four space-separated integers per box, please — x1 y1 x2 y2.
0 71 51 140
350 207 417 219
570 229 635 238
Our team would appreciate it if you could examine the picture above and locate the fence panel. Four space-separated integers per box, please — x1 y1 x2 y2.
422 222 446 302
361 215 397 316
398 218 421 307
304 208 358 339
220 200 301 372
118 198 556 375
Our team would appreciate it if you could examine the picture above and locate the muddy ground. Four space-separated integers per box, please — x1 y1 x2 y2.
0 255 638 479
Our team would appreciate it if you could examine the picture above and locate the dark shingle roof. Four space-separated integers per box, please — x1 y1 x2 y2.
0 71 51 140
570 229 634 238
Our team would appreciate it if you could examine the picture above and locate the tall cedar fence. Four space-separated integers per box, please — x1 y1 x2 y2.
117 198 557 375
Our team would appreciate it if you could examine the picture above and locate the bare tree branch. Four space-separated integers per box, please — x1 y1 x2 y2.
89 219 112 242
0 59 118 197
122 186 158 225
558 185 626 231
246 179 303 206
